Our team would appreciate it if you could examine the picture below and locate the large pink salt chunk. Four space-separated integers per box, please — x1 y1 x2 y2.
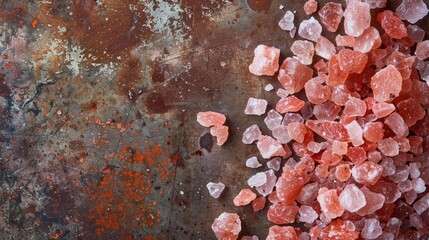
337 49 368 74
372 102 395 118
278 11 295 31
317 187 344 219
378 138 399 157
339 184 367 212
362 219 382 239
304 76 331 105
351 161 383 185
210 126 229 146
336 35 355 47
318 2 343 32
242 124 262 144
315 36 336 60
278 58 314 94
291 40 314 65
256 170 277 196
266 226 298 240
298 17 322 42
197 111 226 127
306 120 350 142
370 65 402 102
396 0 428 24
377 10 407 39
345 120 364 146
363 122 384 143
354 27 382 53
276 167 310 205
344 97 367 117
248 45 280 76
304 0 318 15
416 40 429 60
344 0 371 37
287 122 308 144
207 182 226 198
276 96 305 114
299 205 318 224
267 202 299 224
397 98 425 127
244 97 267 116
385 112 409 137
211 212 241 240
357 188 385 215
313 101 341 121
257 136 286 159
363 0 386 9
233 189 256 206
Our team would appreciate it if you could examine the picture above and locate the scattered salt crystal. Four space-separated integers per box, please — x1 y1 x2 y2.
267 157 281 171
291 40 315 65
210 126 229 146
248 172 268 187
384 112 408 138
416 40 429 60
244 97 268 116
307 141 321 153
315 36 336 60
351 161 383 185
257 135 286 159
318 2 343 32
233 189 256 206
298 17 322 42
264 84 274 92
410 162 421 179
363 0 386 9
249 45 280 76
317 187 344 219
361 219 382 239
264 109 283 130
405 190 418 204
407 25 425 43
298 183 319 205
378 137 399 157
197 111 226 127
413 192 429 214
271 125 292 144
380 157 396 176
304 0 318 15
290 26 297 38
266 226 297 240
278 11 294 31
246 156 262 168
242 124 262 144
207 182 226 198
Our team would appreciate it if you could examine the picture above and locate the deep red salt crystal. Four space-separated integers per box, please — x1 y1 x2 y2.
252 196 266 212
276 166 310 205
397 98 425 127
377 10 407 39
370 180 401 203
306 120 350 142
304 0 318 15
276 96 305 114
346 147 367 165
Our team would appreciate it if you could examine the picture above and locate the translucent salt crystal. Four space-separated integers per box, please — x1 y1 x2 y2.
267 203 299 224
405 190 418 204
256 170 277 196
287 122 307 143
378 138 399 157
241 236 259 240
301 102 313 120
384 112 408 137
276 96 305 113
304 0 318 15
282 113 304 126
233 189 256 206
313 101 341 121
397 98 425 127
278 58 314 94
345 120 364 146
344 0 371 37
306 120 350 142
257 135 286 159
276 167 310 205
327 55 349 87
248 45 280 76
398 179 412 192
278 11 295 31
248 172 268 188
291 40 314 65
315 36 335 60
371 65 403 101
351 161 383 185
381 157 396 176
252 196 266 212
267 157 281 171
298 232 310 240
276 88 289 98
339 184 366 212
344 97 366 117
244 98 268 116
272 125 292 144
389 165 409 183
290 26 297 38
347 147 367 165
337 49 368 74
318 2 343 32
317 187 344 219
408 136 423 155
285 158 297 168
357 188 385 215
363 0 386 9
416 40 429 60
242 124 262 144
372 102 395 118
368 150 382 163
319 219 360 239
412 178 426 193
264 84 274 92
410 213 424 230
407 25 425 43
363 122 384 143
245 156 262 168
362 219 382 239
414 192 429 214
377 10 407 39
298 182 319 205
304 76 331 105
385 51 415 80
264 109 283 130
197 111 226 127
332 140 348 155
298 17 322 42
210 126 229 146
314 59 328 74
370 180 401 203
385 218 402 236
330 85 352 106
299 205 318 224
336 35 355 47
207 182 226 198
410 163 421 179
307 141 321 153
354 27 381 53
211 212 241 240
266 226 297 240
396 0 428 24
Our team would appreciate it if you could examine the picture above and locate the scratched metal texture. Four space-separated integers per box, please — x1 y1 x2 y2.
0 0 428 239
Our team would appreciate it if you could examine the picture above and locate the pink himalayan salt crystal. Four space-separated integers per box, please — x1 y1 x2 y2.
354 27 382 53
306 120 350 142
397 98 425 127
389 165 409 183
290 27 297 38
211 212 241 240
345 120 364 146
307 141 321 153
257 136 286 159
398 179 413 192
313 101 341 121
362 219 382 239
276 166 310 205
381 157 396 176
317 187 344 219
336 36 355 48
370 180 401 203
385 112 409 137
287 122 308 143
372 102 395 118
267 226 298 240
298 182 319 205
301 102 313 120
413 192 429 214
363 0 387 9
248 172 267 188
282 113 304 126
304 76 331 105
318 2 343 32
314 59 328 74
339 184 366 212
304 0 318 15
405 190 417 204
315 36 336 60
276 96 305 114
298 17 322 42
378 138 399 157
332 140 348 155
278 58 314 94
233 189 256 206
317 219 360 240
264 110 283 130
276 88 289 99
347 147 367 165
385 51 415 80
241 236 258 240
351 161 383 185
407 25 425 43
197 111 226 127
278 11 295 31
291 40 315 65
357 188 385 215
299 205 318 224
363 122 384 143
336 164 351 181
412 177 426 193
344 0 371 37
409 136 423 155
298 232 310 240
272 125 292 144
370 65 402 102
252 196 266 212
377 10 407 39
267 203 299 224
267 157 281 171
248 45 280 76
416 41 429 60
330 85 352 106
368 150 382 163
321 147 342 166
410 162 421 179
207 182 226 198
242 124 262 144
327 55 349 87
244 98 267 116
245 156 262 168
344 97 366 117
210 126 229 146
337 49 368 74
256 170 277 196
396 0 429 24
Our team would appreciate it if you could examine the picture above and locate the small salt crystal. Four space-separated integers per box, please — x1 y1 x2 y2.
339 184 366 212
345 120 364 146
257 135 286 159
278 11 295 31
361 219 382 239
344 0 371 37
264 84 274 92
206 182 225 198
410 162 421 179
267 157 281 171
244 97 268 116
211 212 241 239
255 170 277 196
412 177 426 193
249 45 280 76
264 109 283 130
248 172 268 187
246 156 262 168
298 17 322 42
298 205 318 224
242 124 262 144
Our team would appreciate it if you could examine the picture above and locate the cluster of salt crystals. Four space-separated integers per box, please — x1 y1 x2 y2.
196 111 229 146
210 0 429 239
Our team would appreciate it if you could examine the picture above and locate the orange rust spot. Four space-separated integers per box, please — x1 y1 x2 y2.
31 18 39 28
18 19 24 27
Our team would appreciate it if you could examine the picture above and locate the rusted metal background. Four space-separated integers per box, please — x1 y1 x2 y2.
0 0 428 239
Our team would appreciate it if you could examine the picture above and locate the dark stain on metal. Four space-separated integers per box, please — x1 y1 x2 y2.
199 132 214 152
145 91 169 114
117 54 144 101
247 0 272 11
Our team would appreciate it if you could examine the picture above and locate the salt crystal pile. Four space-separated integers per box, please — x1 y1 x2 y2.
207 182 226 198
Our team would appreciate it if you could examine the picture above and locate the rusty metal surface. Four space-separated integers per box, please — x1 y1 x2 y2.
0 0 428 239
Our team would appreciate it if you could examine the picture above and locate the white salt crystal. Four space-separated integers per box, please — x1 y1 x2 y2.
246 156 262 168
244 97 268 116
267 157 281 171
248 172 268 187
206 182 225 198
